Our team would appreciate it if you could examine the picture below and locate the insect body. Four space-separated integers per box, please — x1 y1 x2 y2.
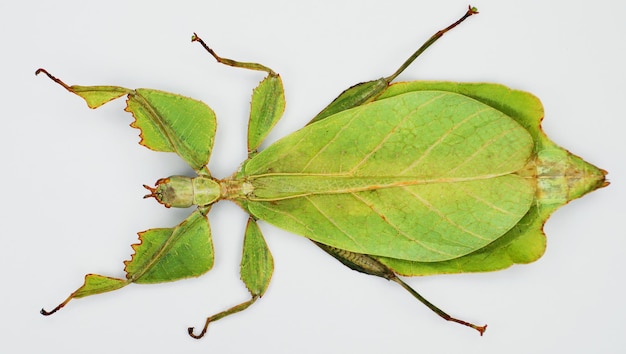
37 6 607 338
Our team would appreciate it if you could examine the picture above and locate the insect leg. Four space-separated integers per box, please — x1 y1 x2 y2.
309 5 478 124
384 5 478 83
314 242 487 336
192 33 285 154
191 33 276 75
188 218 273 339
188 296 259 339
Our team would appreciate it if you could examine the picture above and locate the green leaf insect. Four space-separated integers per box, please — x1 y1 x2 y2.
37 6 607 338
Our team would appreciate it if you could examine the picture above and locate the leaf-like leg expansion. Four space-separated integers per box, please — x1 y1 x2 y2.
36 69 217 170
240 219 274 296
247 74 285 153
125 210 213 283
41 275 128 316
309 5 479 124
36 68 131 108
41 211 213 316
314 242 486 336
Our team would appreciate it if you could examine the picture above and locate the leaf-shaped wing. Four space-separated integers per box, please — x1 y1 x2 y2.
241 91 535 262
369 82 607 274
377 203 548 275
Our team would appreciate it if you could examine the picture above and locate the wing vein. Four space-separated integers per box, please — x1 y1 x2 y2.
304 196 363 248
399 106 492 175
460 181 518 217
350 192 454 257
349 93 447 174
446 124 520 175
253 130 310 172
300 110 361 172
402 186 490 241
252 202 315 233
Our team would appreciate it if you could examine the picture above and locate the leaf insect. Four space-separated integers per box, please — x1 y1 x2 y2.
37 6 607 338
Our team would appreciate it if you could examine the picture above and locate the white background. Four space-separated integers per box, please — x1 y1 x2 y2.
2 0 624 353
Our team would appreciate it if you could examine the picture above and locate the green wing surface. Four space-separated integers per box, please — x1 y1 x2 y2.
370 82 606 274
241 91 535 262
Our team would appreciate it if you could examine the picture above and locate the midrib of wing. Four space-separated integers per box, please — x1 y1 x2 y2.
247 172 516 201
246 174 533 261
